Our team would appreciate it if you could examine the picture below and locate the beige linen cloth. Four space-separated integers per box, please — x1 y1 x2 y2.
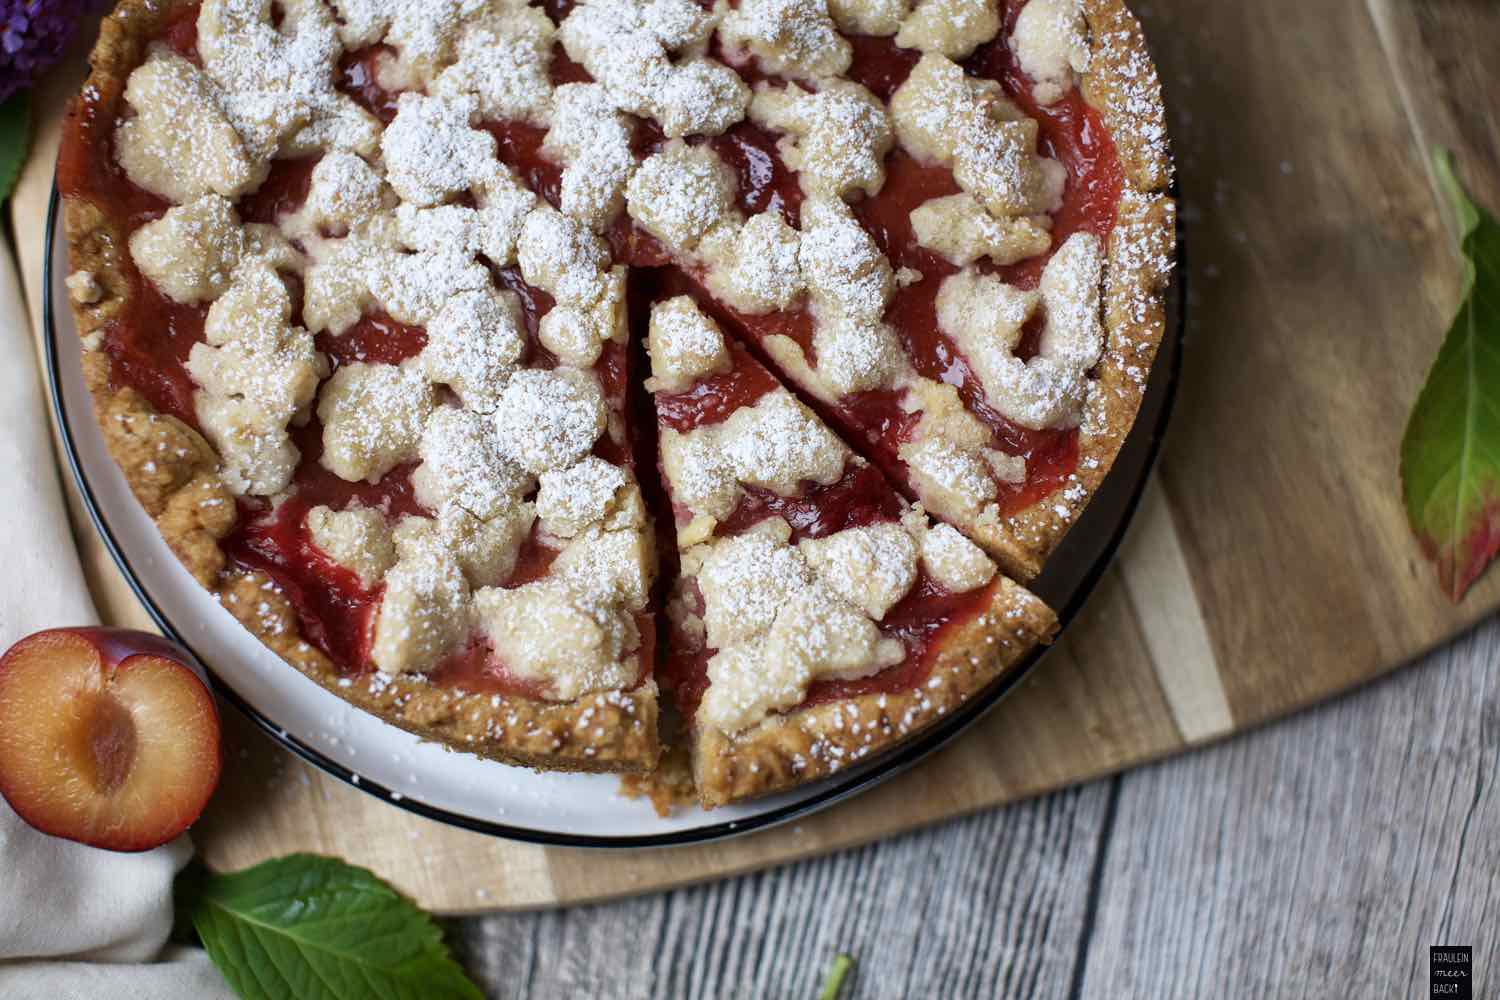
0 44 235 1000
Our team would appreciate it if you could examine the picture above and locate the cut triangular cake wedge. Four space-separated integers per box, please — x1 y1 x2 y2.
213 226 665 772
646 296 1057 808
60 3 661 772
609 14 1175 583
59 0 1171 788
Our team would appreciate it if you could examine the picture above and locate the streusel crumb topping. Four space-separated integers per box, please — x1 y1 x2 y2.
76 0 1167 744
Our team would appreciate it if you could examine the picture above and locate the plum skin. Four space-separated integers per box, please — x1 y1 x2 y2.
0 627 222 852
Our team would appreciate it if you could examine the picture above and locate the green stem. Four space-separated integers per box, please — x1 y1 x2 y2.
817 954 855 1000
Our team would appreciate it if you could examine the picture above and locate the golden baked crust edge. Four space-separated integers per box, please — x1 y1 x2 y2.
58 0 660 775
689 0 1171 806
692 577 1058 808
57 0 1170 790
974 0 1177 581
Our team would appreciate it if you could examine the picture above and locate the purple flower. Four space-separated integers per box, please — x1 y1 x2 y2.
1 0 92 103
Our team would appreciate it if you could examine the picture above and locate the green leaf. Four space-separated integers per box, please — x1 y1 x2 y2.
0 91 32 204
171 860 209 946
816 953 855 1000
187 853 483 1000
1400 150 1500 601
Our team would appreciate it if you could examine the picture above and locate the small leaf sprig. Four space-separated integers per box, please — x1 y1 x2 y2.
817 953 855 1000
1400 150 1500 601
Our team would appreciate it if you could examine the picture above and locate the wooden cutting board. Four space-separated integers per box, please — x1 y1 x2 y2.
10 0 1498 913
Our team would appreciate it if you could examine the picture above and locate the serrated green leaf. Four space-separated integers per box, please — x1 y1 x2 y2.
188 854 483 1000
0 92 32 203
1400 150 1500 601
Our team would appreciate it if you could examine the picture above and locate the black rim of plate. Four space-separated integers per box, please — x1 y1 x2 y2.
43 183 1186 848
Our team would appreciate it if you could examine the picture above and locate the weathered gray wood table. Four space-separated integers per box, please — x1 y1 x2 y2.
448 0 1500 993
452 619 1500 998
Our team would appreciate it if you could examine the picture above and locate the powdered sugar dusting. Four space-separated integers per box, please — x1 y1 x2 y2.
101 0 1172 728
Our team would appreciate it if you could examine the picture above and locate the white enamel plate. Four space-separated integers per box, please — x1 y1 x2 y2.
44 189 1182 845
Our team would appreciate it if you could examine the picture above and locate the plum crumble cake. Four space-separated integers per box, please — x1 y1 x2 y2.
59 0 1172 805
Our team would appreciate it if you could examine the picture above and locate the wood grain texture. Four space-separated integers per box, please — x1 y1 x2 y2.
1141 0 1500 726
453 783 1113 999
1368 0 1500 234
9 0 1500 912
192 0 1500 907
1077 618 1500 998
195 712 560 909
449 611 1500 998
1072 10 1500 991
534 567 1180 912
1116 478 1231 741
